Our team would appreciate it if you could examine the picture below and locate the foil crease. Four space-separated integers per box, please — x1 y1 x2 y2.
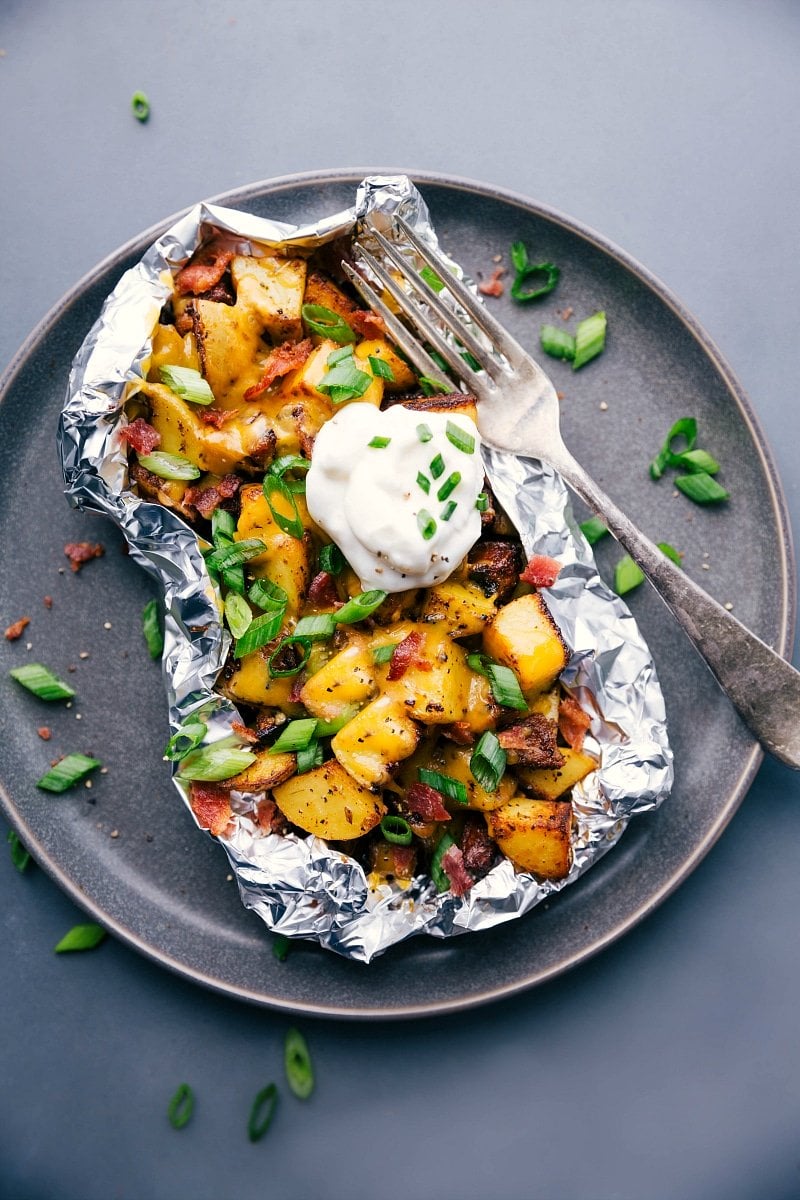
59 175 673 963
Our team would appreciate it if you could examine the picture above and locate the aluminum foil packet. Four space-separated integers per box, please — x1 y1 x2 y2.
59 175 673 962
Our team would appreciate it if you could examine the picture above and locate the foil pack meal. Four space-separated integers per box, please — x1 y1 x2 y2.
60 175 673 962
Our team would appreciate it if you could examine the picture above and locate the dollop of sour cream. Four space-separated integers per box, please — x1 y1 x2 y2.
306 402 484 592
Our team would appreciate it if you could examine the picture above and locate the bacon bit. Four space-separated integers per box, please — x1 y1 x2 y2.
288 673 306 706
307 571 340 608
184 475 239 519
175 238 235 296
520 554 562 588
350 309 386 338
4 616 30 640
37 726 52 741
405 782 451 823
558 695 591 751
43 596 53 609
244 338 314 400
370 840 417 879
64 542 105 573
197 280 235 305
498 714 564 768
478 266 506 297
217 474 240 499
460 817 496 876
561 306 574 321
387 631 430 681
197 408 229 428
441 844 473 896
255 795 284 832
231 721 259 745
441 721 475 746
118 417 161 454
189 781 233 837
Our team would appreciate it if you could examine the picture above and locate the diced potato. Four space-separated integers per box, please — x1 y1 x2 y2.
530 686 560 723
272 760 385 840
302 271 358 324
235 483 311 617
277 338 339 403
350 344 386 408
400 393 479 425
352 337 416 393
419 580 497 638
482 593 568 698
378 622 477 725
143 382 276 476
462 670 500 736
192 297 264 407
433 744 515 812
332 693 420 787
300 634 376 721
148 324 200 377
226 750 296 793
219 651 302 711
486 797 573 879
516 747 597 801
231 253 306 343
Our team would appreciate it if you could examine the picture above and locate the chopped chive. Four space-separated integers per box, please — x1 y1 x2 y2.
293 614 337 640
301 303 356 344
510 257 560 303
158 364 215 406
263 474 304 540
37 753 101 793
467 654 528 709
658 542 683 566
234 610 284 658
9 663 75 701
317 355 372 402
248 1083 279 1143
372 643 396 664
368 355 394 381
368 436 391 449
167 1084 194 1131
267 635 312 678
54 923 107 953
446 421 475 454
475 491 489 512
430 832 456 893
335 590 387 624
248 577 289 612
676 448 720 475
418 768 468 806
540 324 576 362
416 423 433 443
416 471 431 494
177 742 256 781
440 500 457 521
284 1028 314 1099
417 509 437 540
273 934 290 962
470 730 506 793
419 375 450 396
137 451 201 481
163 719 207 762
614 555 645 596
327 345 355 366
436 471 461 502
675 472 729 504
650 417 698 480
222 565 246 595
579 515 609 545
7 830 31 873
141 598 164 660
268 455 311 490
572 311 607 370
296 739 323 774
510 241 529 273
420 265 445 293
211 507 236 544
131 91 150 122
429 454 445 479
224 593 253 641
428 349 450 373
205 537 267 574
380 814 413 846
270 718 318 754
318 544 345 575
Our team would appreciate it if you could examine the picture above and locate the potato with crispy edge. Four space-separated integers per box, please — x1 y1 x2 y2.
486 797 573 879
226 750 296 793
516 747 596 801
231 253 306 343
482 592 568 698
331 693 420 787
272 760 386 840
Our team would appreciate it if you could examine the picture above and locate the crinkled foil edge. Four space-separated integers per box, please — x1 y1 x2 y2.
59 175 673 963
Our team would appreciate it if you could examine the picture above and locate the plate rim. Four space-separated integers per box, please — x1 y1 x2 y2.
0 166 794 1019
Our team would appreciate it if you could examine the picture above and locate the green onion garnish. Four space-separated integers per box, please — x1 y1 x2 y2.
7 830 30 873
509 240 560 302
430 832 456 893
318 544 345 575
167 1084 194 1131
301 303 356 344
263 474 304 540
416 423 433 443
372 643 396 665
205 537 267 574
335 590 387 624
470 730 506 793
420 266 445 293
327 345 354 366
579 516 609 545
284 1028 314 1100
177 743 256 782
650 417 697 480
294 614 337 640
429 454 445 479
368 436 391 449
137 451 201 481
419 376 450 396
467 654 528 710
164 720 207 762
440 500 457 522
222 565 246 595
315 707 359 736
211 507 236 544
158 364 215 406
380 814 413 846
418 768 468 806
270 718 318 754
677 448 720 475
141 598 164 660
446 421 475 455
475 492 489 513
614 555 645 596
296 739 323 774
9 663 75 701
436 471 461 502
540 324 577 362
317 356 372 403
268 635 312 678
248 1083 279 1143
368 355 394 381
37 753 101 793
416 472 431 495
54 923 107 953
572 311 607 371
658 542 683 566
131 91 150 122
234 610 284 658
675 472 729 504
273 934 290 962
417 509 437 540
268 455 311 493
224 593 253 640
249 577 289 612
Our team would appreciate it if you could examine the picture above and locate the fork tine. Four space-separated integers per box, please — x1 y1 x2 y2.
387 214 528 368
340 260 445 383
351 245 484 393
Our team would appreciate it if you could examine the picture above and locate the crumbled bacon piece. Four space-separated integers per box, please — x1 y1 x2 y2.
189 782 233 837
307 571 340 608
558 695 591 751
255 795 288 833
197 280 235 305
520 554 562 588
288 673 306 706
350 309 386 338
498 714 564 768
441 844 473 896
37 726 52 741
119 417 161 455
197 408 229 428
184 474 240 518
4 616 30 640
405 782 451 823
460 817 496 876
370 841 417 879
43 596 53 610
441 721 475 746
64 542 105 573
244 338 314 400
387 631 430 681
175 238 236 296
217 474 240 499
478 267 505 297
231 721 259 744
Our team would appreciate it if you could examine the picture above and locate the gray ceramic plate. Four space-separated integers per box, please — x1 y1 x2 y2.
0 170 793 1018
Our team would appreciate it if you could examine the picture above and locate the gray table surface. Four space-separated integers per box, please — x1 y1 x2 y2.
2 2 799 1198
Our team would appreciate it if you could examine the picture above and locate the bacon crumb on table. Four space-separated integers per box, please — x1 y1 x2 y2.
4 616 30 640
64 542 105 573
478 266 506 297
43 596 53 610
37 727 52 741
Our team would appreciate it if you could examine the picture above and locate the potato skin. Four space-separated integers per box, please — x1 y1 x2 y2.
272 760 386 840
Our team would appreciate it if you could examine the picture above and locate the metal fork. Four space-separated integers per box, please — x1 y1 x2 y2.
343 213 800 769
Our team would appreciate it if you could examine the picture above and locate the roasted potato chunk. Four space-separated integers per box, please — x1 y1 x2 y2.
235 483 311 617
300 635 376 721
227 749 296 793
419 579 497 638
516 747 596 801
231 253 306 343
272 760 386 840
332 694 420 787
486 797 572 879
483 593 568 698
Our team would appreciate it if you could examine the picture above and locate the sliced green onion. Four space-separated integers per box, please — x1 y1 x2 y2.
268 635 312 678
470 730 506 793
315 706 359 736
205 537 267 574
164 720 207 762
284 1028 314 1100
475 491 489 513
263 474 304 540
7 830 30 873
137 451 201 481
675 472 730 504
649 417 697 479
428 349 450 373
9 663 75 701
294 614 337 640
468 654 527 709
234 610 284 658
54 923 107 953
420 265 445 293
676 448 720 475
248 1083 279 1143
224 593 253 640
614 555 645 596
572 311 607 371
273 934 290 962
131 91 150 122
440 500 457 522
511 260 560 303
301 303 356 344
446 421 475 455
167 1084 194 1131
249 577 289 612
418 768 468 806
318 544 345 575
460 348 482 372
296 739 323 774
317 356 372 403
268 455 311 494
437 471 461 501
540 324 576 361
158 364 215 406
327 345 354 366
579 516 609 545
380 814 413 846
222 565 246 595
430 832 456 893
417 509 437 540
270 718 318 754
419 375 450 396
372 643 396 665
141 598 164 660
429 454 445 479
510 241 529 273
368 355 394 381
178 742 256 782
658 542 683 566
335 590 387 624
211 507 236 544
416 471 430 495
368 436 391 449
416 423 433 443
37 753 101 793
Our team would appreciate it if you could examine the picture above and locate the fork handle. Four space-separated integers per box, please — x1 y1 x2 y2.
553 449 800 768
